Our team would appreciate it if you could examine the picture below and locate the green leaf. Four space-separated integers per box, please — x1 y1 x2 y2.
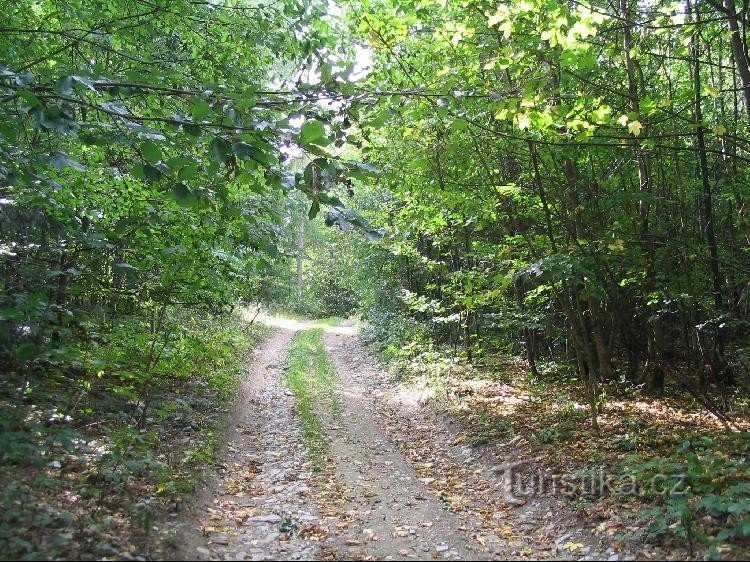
0 123 18 141
346 160 380 179
231 141 252 158
324 205 383 240
318 192 344 206
368 109 391 127
171 182 193 205
308 199 320 219
184 123 202 137
41 151 86 171
178 161 199 181
304 143 334 158
114 262 138 271
141 164 163 182
451 119 469 132
166 156 190 169
191 99 213 120
210 136 232 165
141 141 162 163
17 90 41 110
131 163 146 180
35 106 76 133
233 141 276 167
16 343 41 362
300 120 326 144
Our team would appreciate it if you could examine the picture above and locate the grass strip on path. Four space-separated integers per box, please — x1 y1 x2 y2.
283 326 341 471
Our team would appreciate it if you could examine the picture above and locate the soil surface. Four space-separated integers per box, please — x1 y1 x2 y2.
319 324 477 560
176 328 322 561
173 320 635 561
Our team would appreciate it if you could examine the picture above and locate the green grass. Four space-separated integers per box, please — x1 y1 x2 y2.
315 316 344 328
283 327 341 471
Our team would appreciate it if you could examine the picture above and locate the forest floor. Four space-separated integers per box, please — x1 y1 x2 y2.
169 318 691 561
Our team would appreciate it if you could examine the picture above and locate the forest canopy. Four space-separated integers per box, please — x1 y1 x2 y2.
1 0 750 558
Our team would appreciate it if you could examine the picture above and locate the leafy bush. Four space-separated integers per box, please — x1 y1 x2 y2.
536 426 571 444
624 435 750 556
360 310 437 372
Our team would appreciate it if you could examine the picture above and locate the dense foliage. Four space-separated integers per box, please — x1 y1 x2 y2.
329 0 750 426
275 0 750 554
3 0 750 557
0 0 361 557
0 0 365 370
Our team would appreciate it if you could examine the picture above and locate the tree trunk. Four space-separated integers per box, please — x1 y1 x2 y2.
524 327 539 378
588 296 615 382
622 0 658 378
708 0 750 117
296 217 305 303
569 298 600 432
692 1 724 310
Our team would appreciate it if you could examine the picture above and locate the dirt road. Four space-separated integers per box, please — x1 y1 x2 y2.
175 320 627 561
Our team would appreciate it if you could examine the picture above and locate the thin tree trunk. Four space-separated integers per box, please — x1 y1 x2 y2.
692 0 724 310
588 296 615 381
568 293 600 432
622 0 658 377
296 218 305 302
708 0 750 118
529 142 557 252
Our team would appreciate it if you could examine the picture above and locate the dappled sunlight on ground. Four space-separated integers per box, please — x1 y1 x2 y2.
386 378 438 411
250 312 313 330
247 310 359 334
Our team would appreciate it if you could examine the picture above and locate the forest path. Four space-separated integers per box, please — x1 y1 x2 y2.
315 322 478 560
177 325 323 561
177 319 623 561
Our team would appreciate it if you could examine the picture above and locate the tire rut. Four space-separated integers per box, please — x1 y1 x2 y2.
177 327 323 561
320 327 485 561
320 324 630 562
175 320 621 562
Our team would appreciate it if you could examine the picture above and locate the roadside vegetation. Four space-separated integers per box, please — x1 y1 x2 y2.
0 312 268 560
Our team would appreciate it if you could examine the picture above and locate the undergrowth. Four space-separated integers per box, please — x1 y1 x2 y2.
624 435 750 558
360 313 750 559
0 309 268 560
